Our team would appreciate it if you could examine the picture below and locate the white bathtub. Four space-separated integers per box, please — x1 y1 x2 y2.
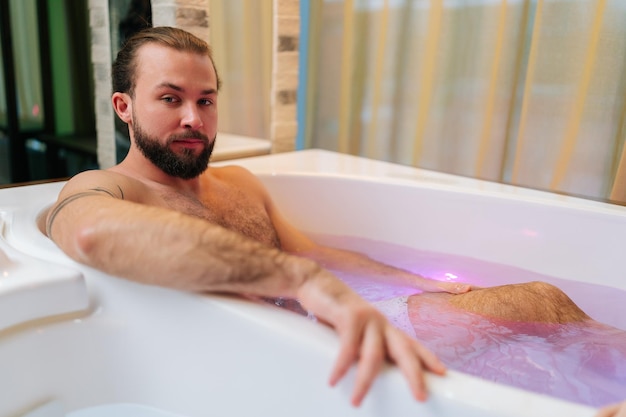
1 149 620 417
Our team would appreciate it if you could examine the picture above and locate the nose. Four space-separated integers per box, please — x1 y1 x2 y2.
180 103 203 129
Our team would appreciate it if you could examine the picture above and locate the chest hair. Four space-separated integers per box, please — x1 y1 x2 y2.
155 186 281 249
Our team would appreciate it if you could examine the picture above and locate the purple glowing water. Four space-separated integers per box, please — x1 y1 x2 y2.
313 234 626 407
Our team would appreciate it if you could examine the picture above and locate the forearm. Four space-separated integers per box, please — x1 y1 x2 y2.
298 245 427 287
296 245 470 294
49 195 447 406
48 196 318 297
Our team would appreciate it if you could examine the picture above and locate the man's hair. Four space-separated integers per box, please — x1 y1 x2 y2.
112 26 222 97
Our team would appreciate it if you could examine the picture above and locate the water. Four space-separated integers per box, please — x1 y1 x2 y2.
310 234 626 407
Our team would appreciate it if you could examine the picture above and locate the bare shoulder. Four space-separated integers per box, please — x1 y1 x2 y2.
44 169 155 238
58 169 151 203
210 164 258 181
209 165 268 194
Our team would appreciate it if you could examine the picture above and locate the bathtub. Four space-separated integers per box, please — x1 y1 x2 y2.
0 148 618 417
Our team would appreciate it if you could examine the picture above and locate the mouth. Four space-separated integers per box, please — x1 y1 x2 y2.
172 139 206 149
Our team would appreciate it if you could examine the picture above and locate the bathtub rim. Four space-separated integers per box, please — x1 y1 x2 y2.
0 149 608 416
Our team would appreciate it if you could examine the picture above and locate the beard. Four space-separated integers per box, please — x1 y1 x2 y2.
133 120 215 179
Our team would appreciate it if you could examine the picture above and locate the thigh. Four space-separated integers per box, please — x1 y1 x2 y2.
446 281 590 323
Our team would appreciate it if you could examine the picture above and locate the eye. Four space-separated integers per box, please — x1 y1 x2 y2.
161 96 180 104
199 98 214 106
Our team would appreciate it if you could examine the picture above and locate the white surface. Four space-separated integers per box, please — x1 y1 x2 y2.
211 133 270 161
20 401 64 417
0 212 88 332
0 149 611 417
68 403 185 417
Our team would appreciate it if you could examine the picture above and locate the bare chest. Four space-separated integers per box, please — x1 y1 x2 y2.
154 187 281 249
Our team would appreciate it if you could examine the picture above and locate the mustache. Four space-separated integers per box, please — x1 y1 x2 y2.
168 131 210 143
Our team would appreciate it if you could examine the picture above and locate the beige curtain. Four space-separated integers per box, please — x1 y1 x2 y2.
304 0 626 203
209 0 273 140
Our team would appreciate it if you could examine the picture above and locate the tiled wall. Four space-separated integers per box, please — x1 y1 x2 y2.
270 0 299 153
151 0 210 41
88 0 299 168
88 0 116 169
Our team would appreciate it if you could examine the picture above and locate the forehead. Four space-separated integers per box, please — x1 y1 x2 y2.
134 43 218 91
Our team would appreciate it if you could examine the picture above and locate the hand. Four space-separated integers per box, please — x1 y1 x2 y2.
597 402 626 417
297 269 447 407
328 304 446 406
413 275 473 294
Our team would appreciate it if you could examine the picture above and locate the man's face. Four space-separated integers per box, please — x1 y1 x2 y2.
128 43 219 178
133 114 215 179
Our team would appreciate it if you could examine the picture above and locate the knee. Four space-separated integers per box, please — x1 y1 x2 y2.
520 281 590 323
449 281 590 324
524 281 561 295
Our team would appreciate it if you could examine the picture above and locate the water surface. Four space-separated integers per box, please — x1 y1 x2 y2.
313 234 626 407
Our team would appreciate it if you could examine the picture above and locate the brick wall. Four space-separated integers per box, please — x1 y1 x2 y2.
88 0 299 167
151 0 210 41
88 0 116 168
270 0 299 153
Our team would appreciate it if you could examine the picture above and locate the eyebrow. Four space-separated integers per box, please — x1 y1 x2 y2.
157 82 217 95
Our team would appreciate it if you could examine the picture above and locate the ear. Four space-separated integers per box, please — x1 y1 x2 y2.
112 92 133 123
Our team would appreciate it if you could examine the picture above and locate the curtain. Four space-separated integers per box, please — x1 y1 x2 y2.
304 0 626 203
209 0 273 140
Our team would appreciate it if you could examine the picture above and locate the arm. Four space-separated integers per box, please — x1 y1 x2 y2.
293 241 469 294
265 190 470 294
47 169 446 406
47 170 317 297
225 168 453 403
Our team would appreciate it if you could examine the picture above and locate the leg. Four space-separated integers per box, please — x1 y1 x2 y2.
447 281 590 323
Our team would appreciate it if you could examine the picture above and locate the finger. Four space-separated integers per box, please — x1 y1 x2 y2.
385 328 446 402
329 324 360 387
595 403 619 417
385 330 427 401
419 278 471 294
437 282 471 294
350 324 386 407
455 283 472 293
